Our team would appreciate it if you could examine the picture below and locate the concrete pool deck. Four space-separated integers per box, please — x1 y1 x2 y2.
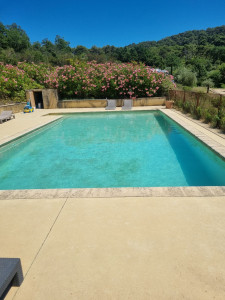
1 107 225 299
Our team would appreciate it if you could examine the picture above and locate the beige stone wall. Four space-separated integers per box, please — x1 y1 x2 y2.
0 97 165 112
133 97 166 106
42 89 58 109
26 90 35 107
58 99 107 108
58 97 166 108
0 102 26 113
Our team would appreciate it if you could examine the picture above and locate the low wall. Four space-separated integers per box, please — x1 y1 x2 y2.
58 97 166 108
133 97 166 106
0 97 166 112
0 102 26 113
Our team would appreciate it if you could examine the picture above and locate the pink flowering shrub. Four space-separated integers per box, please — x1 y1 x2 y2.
43 61 175 99
17 62 52 84
0 61 175 101
0 63 43 101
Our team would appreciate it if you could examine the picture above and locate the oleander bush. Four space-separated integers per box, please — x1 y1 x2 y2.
0 63 43 101
0 61 175 101
42 61 175 99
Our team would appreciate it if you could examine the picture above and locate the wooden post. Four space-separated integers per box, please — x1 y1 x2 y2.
183 91 186 103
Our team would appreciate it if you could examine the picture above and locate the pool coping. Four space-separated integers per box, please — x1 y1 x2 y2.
0 186 225 199
0 116 62 148
161 109 225 160
1 107 225 198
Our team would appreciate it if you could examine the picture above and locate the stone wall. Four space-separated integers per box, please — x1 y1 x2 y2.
133 97 166 106
0 97 165 112
0 102 26 113
58 97 166 108
26 90 36 107
42 89 58 109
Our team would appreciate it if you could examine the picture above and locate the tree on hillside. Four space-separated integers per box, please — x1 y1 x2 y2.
0 22 8 49
182 44 197 61
0 48 17 64
165 53 181 74
143 47 163 68
6 23 30 52
32 41 42 50
209 69 221 87
188 57 208 84
40 38 57 64
209 46 225 64
175 67 197 87
73 45 88 56
55 35 71 52
41 39 55 54
219 63 225 84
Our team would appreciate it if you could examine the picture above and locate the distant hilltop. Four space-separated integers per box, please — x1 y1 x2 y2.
130 25 225 47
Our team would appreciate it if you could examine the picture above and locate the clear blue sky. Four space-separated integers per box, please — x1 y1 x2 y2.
1 0 225 48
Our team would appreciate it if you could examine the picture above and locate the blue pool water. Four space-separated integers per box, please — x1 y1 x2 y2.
1 110 225 189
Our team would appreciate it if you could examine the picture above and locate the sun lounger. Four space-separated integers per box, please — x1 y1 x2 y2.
0 258 23 299
122 99 133 110
105 99 116 110
0 111 15 124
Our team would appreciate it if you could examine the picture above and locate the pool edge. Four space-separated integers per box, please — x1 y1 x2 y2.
0 186 225 199
160 109 225 161
0 116 62 148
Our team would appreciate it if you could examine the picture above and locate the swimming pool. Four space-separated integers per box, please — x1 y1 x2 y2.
1 110 225 190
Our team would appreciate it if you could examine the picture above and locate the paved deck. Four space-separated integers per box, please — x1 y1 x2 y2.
1 107 225 299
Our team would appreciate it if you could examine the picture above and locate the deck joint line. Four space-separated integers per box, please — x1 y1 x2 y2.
12 197 68 300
